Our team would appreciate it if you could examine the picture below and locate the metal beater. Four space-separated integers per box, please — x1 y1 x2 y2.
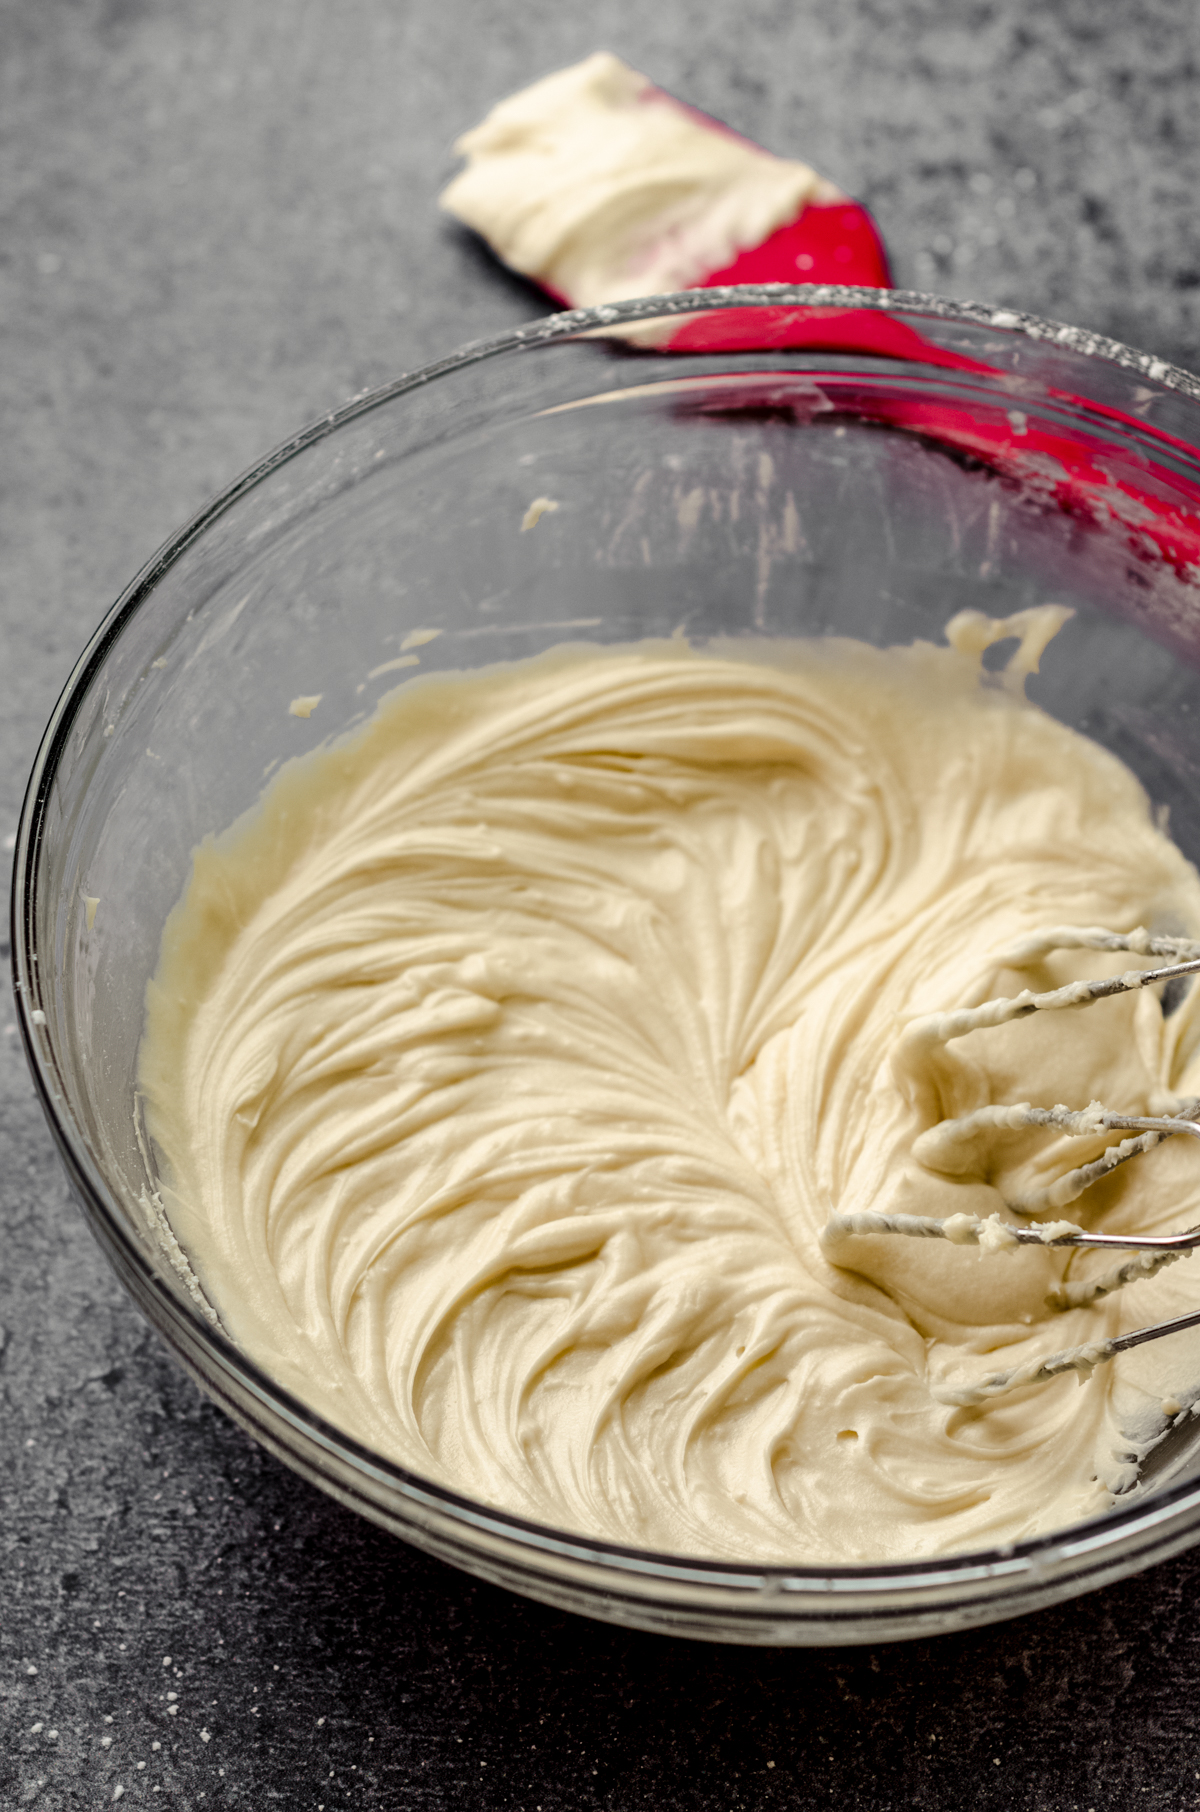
821 926 1200 1406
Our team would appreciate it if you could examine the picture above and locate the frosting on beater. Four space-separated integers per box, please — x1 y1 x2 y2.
139 613 1200 1562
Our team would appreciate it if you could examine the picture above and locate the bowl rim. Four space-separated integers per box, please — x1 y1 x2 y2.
13 282 1200 1605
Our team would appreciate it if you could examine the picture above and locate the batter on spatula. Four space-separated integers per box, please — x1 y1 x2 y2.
440 52 890 314
139 610 1200 1563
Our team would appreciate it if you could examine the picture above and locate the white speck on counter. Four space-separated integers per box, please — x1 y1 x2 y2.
29 1011 45 1026
201 1728 212 1743
520 497 559 532
25 1664 37 1675
288 695 322 719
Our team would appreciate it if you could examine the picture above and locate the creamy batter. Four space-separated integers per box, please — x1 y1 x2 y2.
139 615 1200 1563
440 52 839 308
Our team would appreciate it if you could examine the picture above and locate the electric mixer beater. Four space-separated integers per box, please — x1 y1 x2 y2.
823 925 1200 1406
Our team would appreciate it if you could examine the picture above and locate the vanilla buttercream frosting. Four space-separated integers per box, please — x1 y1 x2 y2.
139 615 1200 1563
439 52 839 307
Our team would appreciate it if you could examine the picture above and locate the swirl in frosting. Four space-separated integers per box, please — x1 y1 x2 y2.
139 616 1200 1562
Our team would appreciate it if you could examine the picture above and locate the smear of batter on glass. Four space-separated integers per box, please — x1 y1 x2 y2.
139 611 1200 1563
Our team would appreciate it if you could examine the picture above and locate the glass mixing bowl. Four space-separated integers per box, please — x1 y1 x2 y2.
14 287 1200 1646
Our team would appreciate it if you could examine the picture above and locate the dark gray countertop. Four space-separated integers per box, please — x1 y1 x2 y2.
5 4 1200 1807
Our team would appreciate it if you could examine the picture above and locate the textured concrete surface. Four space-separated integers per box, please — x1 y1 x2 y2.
5 2 1200 1807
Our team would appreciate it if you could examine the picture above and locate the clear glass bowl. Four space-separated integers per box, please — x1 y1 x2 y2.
14 287 1200 1647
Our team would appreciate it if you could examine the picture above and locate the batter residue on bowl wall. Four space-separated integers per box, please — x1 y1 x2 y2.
138 612 1200 1563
